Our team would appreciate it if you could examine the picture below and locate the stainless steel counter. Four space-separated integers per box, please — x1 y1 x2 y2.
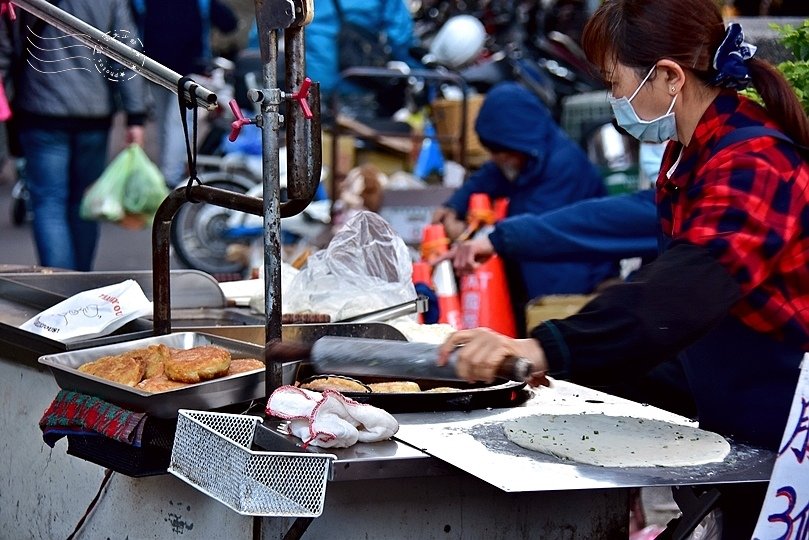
395 381 774 491
253 380 775 491
0 269 775 539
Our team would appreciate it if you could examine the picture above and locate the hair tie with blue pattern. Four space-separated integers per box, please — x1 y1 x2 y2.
709 22 757 90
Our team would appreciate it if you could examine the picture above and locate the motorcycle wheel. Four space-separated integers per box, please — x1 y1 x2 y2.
169 173 257 276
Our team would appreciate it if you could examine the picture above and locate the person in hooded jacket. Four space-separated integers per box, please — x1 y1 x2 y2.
432 82 614 308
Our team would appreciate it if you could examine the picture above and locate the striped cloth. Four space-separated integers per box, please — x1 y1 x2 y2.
39 390 147 448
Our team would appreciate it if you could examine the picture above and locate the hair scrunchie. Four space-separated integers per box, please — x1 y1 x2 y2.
709 22 757 89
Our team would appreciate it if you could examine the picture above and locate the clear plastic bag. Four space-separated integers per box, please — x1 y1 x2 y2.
690 509 722 540
80 144 169 228
283 211 416 321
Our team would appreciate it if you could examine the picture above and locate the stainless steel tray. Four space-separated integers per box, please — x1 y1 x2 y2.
38 332 297 418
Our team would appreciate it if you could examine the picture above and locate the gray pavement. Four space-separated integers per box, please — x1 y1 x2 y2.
0 174 156 272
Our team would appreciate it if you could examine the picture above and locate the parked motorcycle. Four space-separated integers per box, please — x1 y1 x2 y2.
413 0 602 119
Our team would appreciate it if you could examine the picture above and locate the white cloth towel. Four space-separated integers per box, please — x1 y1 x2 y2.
266 385 399 448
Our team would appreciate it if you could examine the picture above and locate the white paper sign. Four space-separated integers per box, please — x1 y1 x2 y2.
19 279 152 344
753 354 809 539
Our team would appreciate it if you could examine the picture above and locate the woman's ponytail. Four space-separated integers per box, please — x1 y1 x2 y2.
748 59 809 147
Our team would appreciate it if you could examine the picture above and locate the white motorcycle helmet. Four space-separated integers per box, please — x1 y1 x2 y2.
429 15 486 69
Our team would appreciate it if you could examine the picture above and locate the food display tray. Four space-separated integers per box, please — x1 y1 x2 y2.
39 332 297 418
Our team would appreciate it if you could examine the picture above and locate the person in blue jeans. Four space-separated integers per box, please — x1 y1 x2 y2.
131 0 237 187
1 0 147 271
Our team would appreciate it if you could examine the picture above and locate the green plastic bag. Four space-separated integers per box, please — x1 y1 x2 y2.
80 144 169 228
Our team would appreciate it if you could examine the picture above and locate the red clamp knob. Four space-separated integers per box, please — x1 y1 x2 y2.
0 0 17 20
290 78 313 119
228 99 252 142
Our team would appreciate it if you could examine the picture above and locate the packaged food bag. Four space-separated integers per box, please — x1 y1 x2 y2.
20 280 153 344
80 144 169 229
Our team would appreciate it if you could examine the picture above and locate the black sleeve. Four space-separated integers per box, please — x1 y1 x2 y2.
530 242 742 385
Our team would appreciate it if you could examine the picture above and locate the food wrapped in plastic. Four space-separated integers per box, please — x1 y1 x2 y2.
283 211 417 321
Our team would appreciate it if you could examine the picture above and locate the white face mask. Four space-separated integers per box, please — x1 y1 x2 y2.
609 66 678 144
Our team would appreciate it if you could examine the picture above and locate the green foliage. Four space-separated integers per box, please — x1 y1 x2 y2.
741 20 809 115
776 20 809 61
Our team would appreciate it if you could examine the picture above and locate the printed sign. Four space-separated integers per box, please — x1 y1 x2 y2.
753 354 809 539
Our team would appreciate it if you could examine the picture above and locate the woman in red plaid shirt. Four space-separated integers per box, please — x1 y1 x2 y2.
438 0 809 535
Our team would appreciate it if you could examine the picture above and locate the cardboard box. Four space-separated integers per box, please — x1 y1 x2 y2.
525 294 595 333
431 94 490 165
355 148 410 176
321 131 357 182
378 186 457 247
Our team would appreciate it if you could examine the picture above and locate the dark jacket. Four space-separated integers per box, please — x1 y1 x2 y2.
490 189 659 264
532 100 808 450
444 82 613 299
304 0 416 97
1 0 147 129
133 0 238 76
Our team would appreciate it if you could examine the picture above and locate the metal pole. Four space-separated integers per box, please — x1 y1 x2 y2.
12 0 217 109
260 28 284 395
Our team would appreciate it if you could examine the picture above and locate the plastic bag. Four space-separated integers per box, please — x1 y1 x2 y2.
80 144 169 229
283 211 416 321
19 279 153 344
689 509 722 540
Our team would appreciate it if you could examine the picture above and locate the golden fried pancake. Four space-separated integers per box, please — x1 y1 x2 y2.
164 345 231 383
424 387 462 393
127 344 171 379
136 373 190 393
299 376 370 393
78 354 146 387
368 381 421 393
227 358 265 375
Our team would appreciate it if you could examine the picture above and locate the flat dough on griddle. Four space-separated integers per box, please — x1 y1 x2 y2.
503 414 731 468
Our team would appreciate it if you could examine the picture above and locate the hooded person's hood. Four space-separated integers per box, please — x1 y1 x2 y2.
474 82 557 158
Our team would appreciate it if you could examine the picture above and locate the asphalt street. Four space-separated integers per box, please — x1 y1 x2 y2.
0 177 156 272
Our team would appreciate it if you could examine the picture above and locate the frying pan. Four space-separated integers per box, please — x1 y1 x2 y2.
266 336 533 413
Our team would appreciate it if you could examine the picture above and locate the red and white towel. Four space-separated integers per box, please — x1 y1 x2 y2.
266 385 399 448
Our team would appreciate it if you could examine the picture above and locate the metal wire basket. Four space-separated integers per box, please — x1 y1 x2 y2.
169 409 334 517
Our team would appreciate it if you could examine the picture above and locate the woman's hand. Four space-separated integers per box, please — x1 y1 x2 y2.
437 327 548 385
452 237 495 274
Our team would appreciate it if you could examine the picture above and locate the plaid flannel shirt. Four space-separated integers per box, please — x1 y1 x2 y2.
657 91 809 349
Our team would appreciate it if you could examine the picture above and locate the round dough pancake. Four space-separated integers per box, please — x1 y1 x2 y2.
227 358 265 375
503 414 731 468
136 374 190 393
299 376 370 393
164 345 231 383
78 354 145 387
368 381 421 393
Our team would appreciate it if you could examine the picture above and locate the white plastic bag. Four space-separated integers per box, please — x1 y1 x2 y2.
19 280 152 343
283 211 416 320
